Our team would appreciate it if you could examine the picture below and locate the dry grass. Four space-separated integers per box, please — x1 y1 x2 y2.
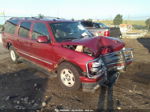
97 20 146 26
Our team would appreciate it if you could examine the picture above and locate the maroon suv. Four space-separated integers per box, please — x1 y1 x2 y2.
2 17 133 91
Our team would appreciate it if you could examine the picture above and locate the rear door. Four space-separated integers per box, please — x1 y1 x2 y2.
17 21 32 58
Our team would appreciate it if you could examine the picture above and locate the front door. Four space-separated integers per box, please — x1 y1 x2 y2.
28 22 55 69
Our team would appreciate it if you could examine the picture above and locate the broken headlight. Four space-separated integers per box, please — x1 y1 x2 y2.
91 59 104 73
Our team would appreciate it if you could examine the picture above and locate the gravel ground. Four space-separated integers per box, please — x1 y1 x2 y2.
0 37 150 112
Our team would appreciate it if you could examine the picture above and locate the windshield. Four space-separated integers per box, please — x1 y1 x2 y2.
50 22 92 42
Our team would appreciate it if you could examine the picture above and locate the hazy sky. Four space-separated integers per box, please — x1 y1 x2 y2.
0 0 150 23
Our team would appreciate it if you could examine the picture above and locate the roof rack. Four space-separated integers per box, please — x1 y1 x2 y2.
9 17 35 20
37 16 66 21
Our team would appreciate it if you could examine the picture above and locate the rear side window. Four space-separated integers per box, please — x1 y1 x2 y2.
4 20 19 34
19 22 31 38
32 23 49 40
93 23 100 28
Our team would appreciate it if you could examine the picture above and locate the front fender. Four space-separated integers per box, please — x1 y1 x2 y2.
53 46 94 72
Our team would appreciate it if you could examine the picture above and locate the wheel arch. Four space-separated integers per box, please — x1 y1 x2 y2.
55 59 83 75
57 59 82 90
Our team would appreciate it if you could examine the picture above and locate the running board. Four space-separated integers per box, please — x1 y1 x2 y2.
21 59 57 79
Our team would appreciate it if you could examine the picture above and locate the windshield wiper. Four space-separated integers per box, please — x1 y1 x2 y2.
64 37 79 40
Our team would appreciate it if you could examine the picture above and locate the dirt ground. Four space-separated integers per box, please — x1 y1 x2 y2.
0 36 150 112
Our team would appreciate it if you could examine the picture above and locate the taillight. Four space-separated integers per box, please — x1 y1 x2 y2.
104 30 110 37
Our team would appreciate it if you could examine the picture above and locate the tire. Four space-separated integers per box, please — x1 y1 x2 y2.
57 62 81 90
9 46 19 64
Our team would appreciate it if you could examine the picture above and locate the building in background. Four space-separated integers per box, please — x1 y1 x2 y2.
119 24 133 33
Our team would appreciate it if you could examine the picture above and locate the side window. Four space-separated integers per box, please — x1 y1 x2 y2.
32 23 49 40
4 20 19 34
19 22 31 38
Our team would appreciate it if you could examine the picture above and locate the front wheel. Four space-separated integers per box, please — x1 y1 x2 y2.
57 62 81 90
9 46 19 64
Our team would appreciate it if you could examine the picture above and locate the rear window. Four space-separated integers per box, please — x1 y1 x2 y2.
81 21 93 27
19 22 31 38
4 20 19 34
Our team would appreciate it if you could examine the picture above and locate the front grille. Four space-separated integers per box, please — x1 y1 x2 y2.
85 48 133 79
102 48 133 67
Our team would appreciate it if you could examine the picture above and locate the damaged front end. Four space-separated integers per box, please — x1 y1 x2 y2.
82 47 133 92
63 44 94 56
61 37 133 92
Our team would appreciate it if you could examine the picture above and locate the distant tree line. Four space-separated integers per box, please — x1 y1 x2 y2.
38 14 45 19
113 14 123 25
112 14 150 31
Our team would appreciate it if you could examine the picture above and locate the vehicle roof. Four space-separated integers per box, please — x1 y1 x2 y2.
8 17 74 23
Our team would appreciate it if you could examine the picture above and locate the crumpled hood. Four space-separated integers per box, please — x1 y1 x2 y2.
61 36 125 56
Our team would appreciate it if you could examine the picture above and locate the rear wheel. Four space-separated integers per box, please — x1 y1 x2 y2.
57 62 81 90
9 46 19 64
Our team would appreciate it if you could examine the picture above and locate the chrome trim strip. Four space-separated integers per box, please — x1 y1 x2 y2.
106 59 133 66
102 48 133 66
103 48 133 56
17 50 52 65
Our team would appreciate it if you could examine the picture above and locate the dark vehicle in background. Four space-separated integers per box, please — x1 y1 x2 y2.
80 21 122 38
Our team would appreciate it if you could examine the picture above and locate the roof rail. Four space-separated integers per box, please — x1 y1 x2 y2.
9 16 66 21
9 17 37 20
36 16 65 20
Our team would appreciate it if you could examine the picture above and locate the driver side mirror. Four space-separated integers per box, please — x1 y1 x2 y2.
37 36 49 43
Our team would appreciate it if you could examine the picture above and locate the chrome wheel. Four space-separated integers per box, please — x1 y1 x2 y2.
60 69 75 87
10 50 16 61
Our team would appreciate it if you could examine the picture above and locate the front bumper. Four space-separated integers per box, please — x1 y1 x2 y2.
82 72 120 92
85 48 133 79
81 48 133 92
102 48 133 71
